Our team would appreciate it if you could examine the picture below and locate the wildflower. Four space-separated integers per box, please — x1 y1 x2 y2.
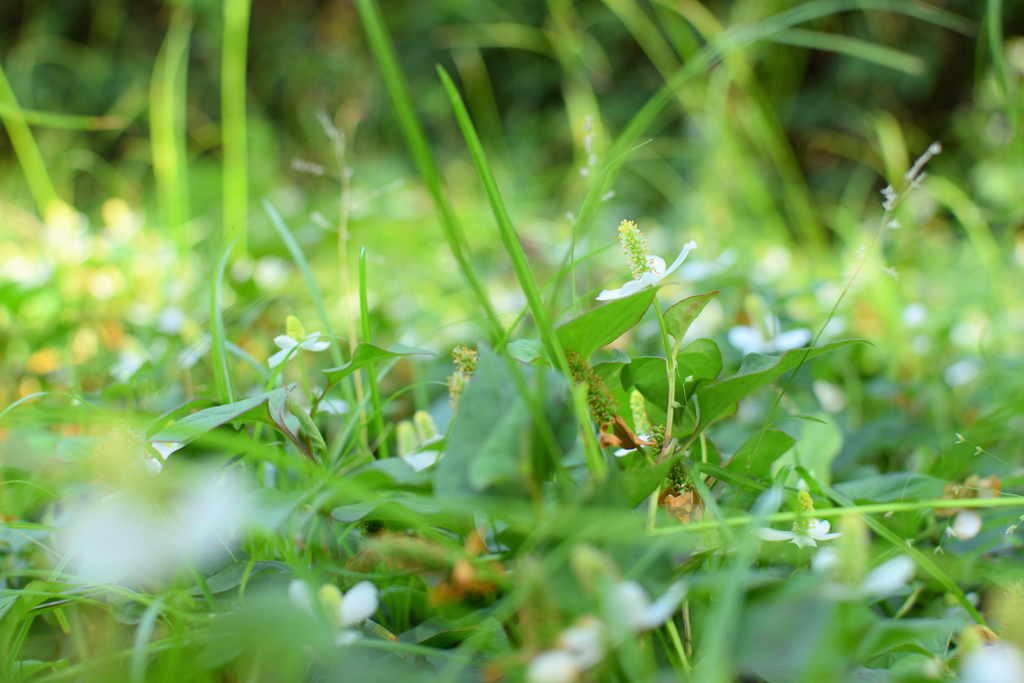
528 650 581 683
756 491 842 549
268 316 329 369
948 510 983 541
960 643 1024 683
611 579 688 632
317 581 379 646
813 548 916 599
727 316 811 356
597 220 697 301
396 410 444 472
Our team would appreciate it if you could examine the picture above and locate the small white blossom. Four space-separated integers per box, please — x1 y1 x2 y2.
611 580 688 631
961 644 1024 683
948 510 983 540
597 241 697 301
756 519 842 549
528 650 580 683
268 332 330 368
727 318 811 356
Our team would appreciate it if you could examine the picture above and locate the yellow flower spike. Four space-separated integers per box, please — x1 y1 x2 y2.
617 220 653 280
630 389 651 436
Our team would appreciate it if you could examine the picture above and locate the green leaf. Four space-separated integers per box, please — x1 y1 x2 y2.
506 339 550 365
557 287 658 358
436 346 574 497
672 548 719 578
693 462 767 492
331 495 441 523
148 385 311 459
56 437 103 462
676 338 722 381
623 459 674 508
693 341 865 432
10 659 69 677
663 291 720 342
323 342 433 390
834 472 946 502
210 240 236 404
725 429 795 480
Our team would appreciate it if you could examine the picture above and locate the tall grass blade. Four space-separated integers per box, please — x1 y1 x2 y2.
436 66 570 377
149 4 192 235
0 60 57 216
354 0 505 344
222 0 252 253
211 241 236 404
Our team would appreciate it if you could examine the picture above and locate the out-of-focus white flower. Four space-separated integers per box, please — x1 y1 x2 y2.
612 579 688 631
253 256 289 291
556 616 605 669
813 380 847 414
945 359 981 387
815 549 916 599
597 220 696 301
527 650 580 683
961 644 1024 683
68 471 247 584
288 579 316 613
156 306 186 335
948 510 983 540
728 317 811 356
319 581 379 646
152 441 183 460
902 303 927 329
757 518 841 549
112 348 147 382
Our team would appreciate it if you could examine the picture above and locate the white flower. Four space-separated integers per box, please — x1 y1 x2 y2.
556 616 605 669
948 510 983 540
267 332 330 368
756 518 842 549
728 317 811 356
319 580 379 646
961 644 1024 683
527 650 580 683
338 580 378 627
813 549 916 599
597 241 697 301
288 579 316 613
401 448 442 472
611 579 688 631
152 441 183 459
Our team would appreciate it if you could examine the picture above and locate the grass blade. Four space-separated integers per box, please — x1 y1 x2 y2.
0 60 57 216
359 247 387 458
222 0 251 253
354 0 505 344
769 28 926 75
210 241 236 404
436 66 570 378
149 4 192 234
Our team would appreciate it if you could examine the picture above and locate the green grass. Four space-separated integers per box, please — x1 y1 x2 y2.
1 1 1023 681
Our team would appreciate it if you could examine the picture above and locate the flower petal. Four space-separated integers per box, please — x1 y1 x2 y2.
613 580 653 632
267 348 291 369
301 339 331 352
401 449 442 472
774 328 812 351
339 581 378 626
790 534 818 549
647 255 667 277
557 616 605 670
660 240 697 279
152 441 183 459
755 527 796 542
636 581 688 631
952 510 983 540
808 519 831 535
860 556 915 597
274 335 299 351
597 278 646 301
527 650 581 683
728 326 766 356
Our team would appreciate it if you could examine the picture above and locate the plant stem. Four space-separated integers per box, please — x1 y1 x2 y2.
652 298 682 463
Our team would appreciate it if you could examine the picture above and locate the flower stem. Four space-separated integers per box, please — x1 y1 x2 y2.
665 619 691 674
296 353 314 405
652 297 682 463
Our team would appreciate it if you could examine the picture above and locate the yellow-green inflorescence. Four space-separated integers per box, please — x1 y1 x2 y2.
617 219 653 280
792 490 816 533
447 346 479 413
566 350 619 430
630 388 651 435
648 423 666 454
286 315 306 341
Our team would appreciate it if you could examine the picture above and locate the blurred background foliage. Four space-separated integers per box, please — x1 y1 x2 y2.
1 0 1024 485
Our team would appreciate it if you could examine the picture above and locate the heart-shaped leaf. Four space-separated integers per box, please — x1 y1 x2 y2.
323 342 434 390
693 341 865 432
676 338 722 382
663 291 720 342
148 385 310 459
557 287 658 358
724 429 796 479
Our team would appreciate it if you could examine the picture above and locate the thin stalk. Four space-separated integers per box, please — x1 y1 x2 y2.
222 0 252 253
359 248 387 458
664 619 691 675
353 0 504 343
653 298 683 463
